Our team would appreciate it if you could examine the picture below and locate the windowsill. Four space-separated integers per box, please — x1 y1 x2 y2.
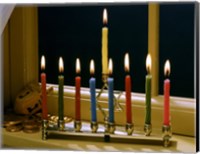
2 123 196 152
46 84 196 137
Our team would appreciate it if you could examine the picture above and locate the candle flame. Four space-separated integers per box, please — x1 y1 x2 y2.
164 60 171 76
108 58 113 75
59 57 64 73
76 58 81 74
103 8 108 25
146 54 151 74
90 59 95 75
41 55 45 70
124 53 130 72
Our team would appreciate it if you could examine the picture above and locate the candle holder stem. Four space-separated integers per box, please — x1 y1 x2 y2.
144 123 152 136
58 120 65 131
42 119 48 140
90 121 98 133
126 123 134 135
74 120 82 132
162 125 172 147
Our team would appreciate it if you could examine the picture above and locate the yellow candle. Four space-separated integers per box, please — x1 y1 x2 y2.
102 8 108 74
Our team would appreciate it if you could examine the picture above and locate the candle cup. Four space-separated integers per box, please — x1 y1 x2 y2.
144 123 152 136
58 120 65 131
109 122 115 134
90 121 98 133
74 120 82 132
162 125 172 147
104 117 110 134
125 123 134 136
42 119 48 140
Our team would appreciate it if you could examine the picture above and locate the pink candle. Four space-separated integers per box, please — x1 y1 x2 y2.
41 56 48 120
163 60 171 126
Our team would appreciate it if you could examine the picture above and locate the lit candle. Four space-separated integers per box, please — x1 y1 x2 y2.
58 57 64 121
108 58 114 123
102 8 108 75
75 58 81 121
164 60 171 126
89 59 96 122
41 55 48 120
124 53 132 124
145 54 152 124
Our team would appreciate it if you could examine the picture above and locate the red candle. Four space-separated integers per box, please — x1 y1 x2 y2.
124 53 132 124
75 58 81 121
164 60 171 126
41 55 48 120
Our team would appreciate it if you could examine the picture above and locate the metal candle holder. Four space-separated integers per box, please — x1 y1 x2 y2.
41 73 173 147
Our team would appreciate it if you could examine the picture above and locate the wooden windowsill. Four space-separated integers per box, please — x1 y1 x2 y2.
46 84 195 137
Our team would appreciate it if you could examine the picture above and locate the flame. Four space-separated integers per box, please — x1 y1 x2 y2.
59 57 64 73
164 60 170 76
90 59 95 75
41 55 45 70
124 53 130 72
146 54 151 74
103 8 108 25
108 58 113 75
76 58 81 74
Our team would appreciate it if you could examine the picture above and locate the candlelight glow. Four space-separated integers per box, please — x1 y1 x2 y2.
103 8 108 25
146 54 151 73
90 59 95 75
108 58 113 75
76 58 81 74
59 57 64 73
41 55 45 70
164 60 171 76
124 53 130 72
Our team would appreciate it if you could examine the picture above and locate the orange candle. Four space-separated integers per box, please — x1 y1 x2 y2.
41 55 48 120
75 58 81 121
124 53 132 124
164 60 171 126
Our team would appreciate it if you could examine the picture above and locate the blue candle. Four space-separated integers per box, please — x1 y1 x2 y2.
90 77 96 122
89 60 96 122
108 58 114 123
108 77 114 123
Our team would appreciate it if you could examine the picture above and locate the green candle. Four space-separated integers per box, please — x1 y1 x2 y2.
145 54 152 124
58 57 64 121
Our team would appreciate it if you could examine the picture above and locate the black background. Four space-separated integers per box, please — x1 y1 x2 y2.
38 3 194 98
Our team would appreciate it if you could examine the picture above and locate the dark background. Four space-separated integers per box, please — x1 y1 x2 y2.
38 3 195 98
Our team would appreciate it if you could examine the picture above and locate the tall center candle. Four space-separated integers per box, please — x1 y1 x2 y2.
124 53 132 124
145 54 152 124
89 59 97 122
108 59 114 123
75 58 81 121
41 55 48 120
102 8 108 75
58 57 64 121
164 60 171 126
